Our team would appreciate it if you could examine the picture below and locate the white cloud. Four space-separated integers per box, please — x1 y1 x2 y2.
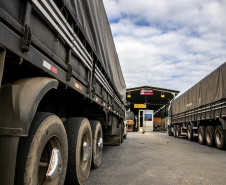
103 0 226 94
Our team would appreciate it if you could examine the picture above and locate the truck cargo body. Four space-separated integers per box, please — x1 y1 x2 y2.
168 62 226 150
0 0 126 184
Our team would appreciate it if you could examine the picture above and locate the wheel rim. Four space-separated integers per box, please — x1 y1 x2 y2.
216 130 221 146
38 136 62 184
46 148 63 182
83 141 91 162
80 133 91 171
98 137 103 152
96 129 103 159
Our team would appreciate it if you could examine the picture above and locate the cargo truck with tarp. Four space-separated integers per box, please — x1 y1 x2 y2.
168 62 226 150
0 0 126 184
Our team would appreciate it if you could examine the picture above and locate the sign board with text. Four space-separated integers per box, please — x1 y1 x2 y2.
134 104 147 108
140 89 153 95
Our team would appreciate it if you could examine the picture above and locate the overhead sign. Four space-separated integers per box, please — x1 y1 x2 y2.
134 104 147 108
140 89 153 95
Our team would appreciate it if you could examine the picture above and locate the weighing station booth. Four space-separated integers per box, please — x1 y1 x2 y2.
126 86 179 132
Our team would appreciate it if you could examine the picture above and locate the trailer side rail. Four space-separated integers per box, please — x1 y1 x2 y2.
0 0 125 117
171 99 226 124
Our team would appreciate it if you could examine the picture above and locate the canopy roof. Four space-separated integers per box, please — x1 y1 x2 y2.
126 86 179 115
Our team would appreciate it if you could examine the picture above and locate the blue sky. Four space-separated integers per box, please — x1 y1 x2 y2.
102 0 226 95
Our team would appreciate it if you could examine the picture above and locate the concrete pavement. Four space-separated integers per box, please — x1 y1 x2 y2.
86 131 226 185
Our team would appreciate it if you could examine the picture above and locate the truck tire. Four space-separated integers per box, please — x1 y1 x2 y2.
215 125 226 149
187 125 193 140
120 124 124 143
64 118 92 185
205 126 215 147
15 112 68 185
90 120 103 169
123 122 127 138
198 126 206 144
173 126 177 137
176 125 181 138
168 126 173 136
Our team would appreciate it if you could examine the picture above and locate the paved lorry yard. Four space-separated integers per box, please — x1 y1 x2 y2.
86 131 226 185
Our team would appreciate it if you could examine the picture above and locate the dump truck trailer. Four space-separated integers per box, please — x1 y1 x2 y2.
0 0 126 184
168 62 226 150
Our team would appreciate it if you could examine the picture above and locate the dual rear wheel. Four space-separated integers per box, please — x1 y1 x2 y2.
168 126 173 136
64 118 103 184
64 118 92 185
205 126 215 147
15 113 104 185
176 125 181 138
187 125 193 141
15 113 68 185
170 123 226 150
199 125 225 149
90 120 103 169
198 126 206 145
214 125 225 150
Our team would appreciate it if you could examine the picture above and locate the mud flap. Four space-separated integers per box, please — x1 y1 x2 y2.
103 135 121 146
103 125 122 146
